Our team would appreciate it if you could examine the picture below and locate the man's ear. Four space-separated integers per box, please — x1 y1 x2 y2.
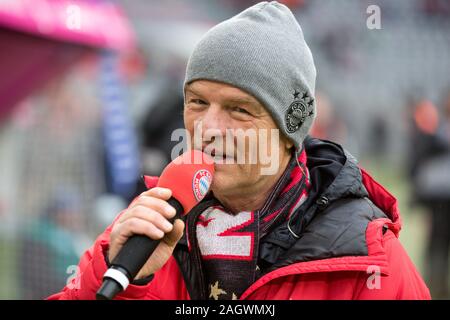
283 136 294 150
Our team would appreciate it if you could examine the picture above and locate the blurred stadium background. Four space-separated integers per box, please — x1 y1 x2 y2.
0 0 449 299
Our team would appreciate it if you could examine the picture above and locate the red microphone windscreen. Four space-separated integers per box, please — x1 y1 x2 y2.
156 150 214 214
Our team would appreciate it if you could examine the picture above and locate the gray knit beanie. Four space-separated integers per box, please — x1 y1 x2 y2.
184 1 316 150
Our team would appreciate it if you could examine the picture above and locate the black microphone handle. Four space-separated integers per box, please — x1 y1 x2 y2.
96 197 183 300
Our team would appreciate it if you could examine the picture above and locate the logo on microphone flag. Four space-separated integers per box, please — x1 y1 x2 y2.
193 169 212 201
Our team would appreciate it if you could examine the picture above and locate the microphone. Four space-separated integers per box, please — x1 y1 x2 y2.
96 150 214 300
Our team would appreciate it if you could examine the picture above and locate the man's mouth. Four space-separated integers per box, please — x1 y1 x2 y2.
201 146 235 164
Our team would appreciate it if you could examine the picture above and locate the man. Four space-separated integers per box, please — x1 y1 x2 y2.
408 94 450 298
49 2 430 300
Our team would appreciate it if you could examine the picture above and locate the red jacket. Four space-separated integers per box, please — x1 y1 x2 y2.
48 138 430 300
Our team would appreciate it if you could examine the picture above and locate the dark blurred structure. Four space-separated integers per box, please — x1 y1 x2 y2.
407 94 450 299
18 188 85 299
0 28 89 122
422 0 450 17
368 116 389 156
140 73 185 176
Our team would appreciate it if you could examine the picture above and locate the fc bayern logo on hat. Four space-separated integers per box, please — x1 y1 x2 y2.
192 169 213 201
285 90 314 133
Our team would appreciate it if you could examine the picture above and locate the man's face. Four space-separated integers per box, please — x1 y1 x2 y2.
184 80 293 198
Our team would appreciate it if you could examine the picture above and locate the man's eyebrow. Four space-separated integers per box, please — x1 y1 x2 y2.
226 97 255 105
185 86 262 109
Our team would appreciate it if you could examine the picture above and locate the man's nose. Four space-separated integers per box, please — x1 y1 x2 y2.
200 104 228 138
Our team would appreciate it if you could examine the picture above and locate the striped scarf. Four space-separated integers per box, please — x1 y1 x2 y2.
196 149 310 300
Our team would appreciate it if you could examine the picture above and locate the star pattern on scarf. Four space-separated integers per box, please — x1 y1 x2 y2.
209 281 227 300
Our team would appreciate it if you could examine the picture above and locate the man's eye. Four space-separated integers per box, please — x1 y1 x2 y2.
190 99 207 105
232 106 250 115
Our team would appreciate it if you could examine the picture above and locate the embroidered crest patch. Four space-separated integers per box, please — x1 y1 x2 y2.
285 90 314 133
